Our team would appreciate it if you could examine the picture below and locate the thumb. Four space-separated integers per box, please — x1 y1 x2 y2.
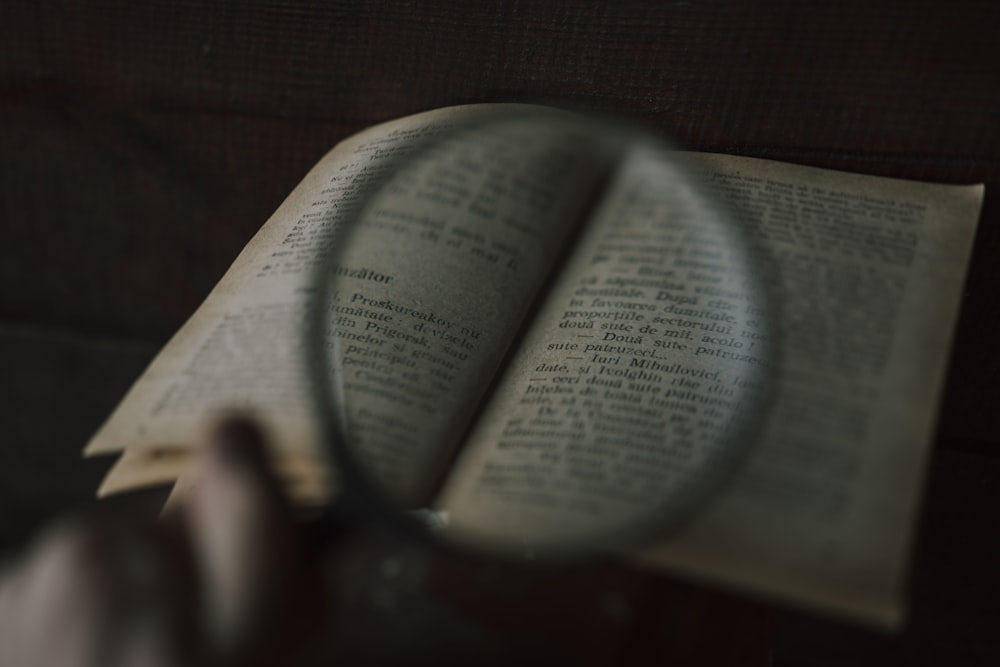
185 418 299 661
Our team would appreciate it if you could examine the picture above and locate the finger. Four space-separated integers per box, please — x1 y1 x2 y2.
0 519 197 667
7 521 131 666
185 418 299 659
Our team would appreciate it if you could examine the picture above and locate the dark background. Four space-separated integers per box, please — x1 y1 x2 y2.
1 1 998 664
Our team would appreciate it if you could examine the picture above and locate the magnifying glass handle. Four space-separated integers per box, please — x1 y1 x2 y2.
300 501 359 550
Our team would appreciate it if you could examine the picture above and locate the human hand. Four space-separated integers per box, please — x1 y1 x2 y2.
0 419 328 667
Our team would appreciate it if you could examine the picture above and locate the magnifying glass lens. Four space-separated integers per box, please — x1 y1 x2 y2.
308 108 773 557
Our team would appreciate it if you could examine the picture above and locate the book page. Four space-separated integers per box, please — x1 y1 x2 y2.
638 155 982 626
86 104 605 504
435 147 771 547
436 151 983 626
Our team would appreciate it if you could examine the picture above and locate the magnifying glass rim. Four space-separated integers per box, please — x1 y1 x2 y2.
303 105 780 559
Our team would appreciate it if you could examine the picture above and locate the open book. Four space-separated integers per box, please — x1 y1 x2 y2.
85 104 983 628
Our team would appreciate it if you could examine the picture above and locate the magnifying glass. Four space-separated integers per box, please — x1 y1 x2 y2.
304 106 776 560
